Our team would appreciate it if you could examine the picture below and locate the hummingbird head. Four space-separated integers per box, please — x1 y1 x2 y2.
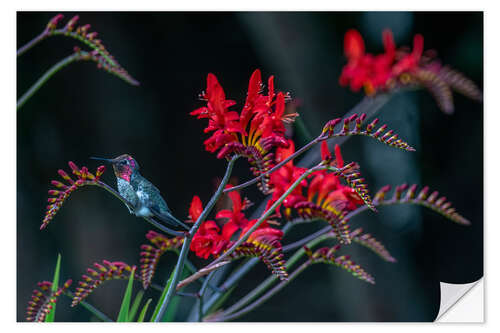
90 154 139 182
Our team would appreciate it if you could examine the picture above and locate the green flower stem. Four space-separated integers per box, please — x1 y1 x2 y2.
207 164 326 268
197 271 216 322
217 233 330 319
17 26 118 67
282 225 332 253
201 258 259 314
63 292 113 322
17 31 47 57
153 155 239 322
17 53 80 110
214 261 312 322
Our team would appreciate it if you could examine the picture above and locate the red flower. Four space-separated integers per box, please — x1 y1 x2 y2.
192 70 298 193
339 28 482 115
269 141 364 225
267 139 308 216
191 70 294 158
392 34 424 76
339 29 395 95
216 185 251 240
188 195 203 223
311 143 363 212
191 220 227 259
189 196 227 259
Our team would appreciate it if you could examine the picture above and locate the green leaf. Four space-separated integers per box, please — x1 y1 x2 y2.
128 290 144 321
206 285 236 315
137 299 152 322
45 253 61 322
116 266 136 322
150 268 175 322
162 267 189 322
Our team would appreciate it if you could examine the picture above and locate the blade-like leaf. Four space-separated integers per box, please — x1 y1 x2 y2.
150 268 175 322
128 290 144 322
162 267 189 322
117 266 136 322
45 253 61 322
137 299 152 322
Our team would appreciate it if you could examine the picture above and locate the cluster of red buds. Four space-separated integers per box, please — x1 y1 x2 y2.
44 14 139 86
140 231 184 289
320 113 416 152
304 245 375 284
26 279 72 322
372 183 470 225
71 261 137 307
42 162 105 230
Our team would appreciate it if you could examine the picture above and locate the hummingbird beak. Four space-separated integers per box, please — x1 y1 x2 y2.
90 156 115 163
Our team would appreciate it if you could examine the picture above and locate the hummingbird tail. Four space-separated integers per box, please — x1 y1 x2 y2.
151 208 190 231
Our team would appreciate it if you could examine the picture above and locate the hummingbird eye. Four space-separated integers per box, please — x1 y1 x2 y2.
120 160 128 165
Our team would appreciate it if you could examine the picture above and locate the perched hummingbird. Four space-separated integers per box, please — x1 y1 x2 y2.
90 154 189 230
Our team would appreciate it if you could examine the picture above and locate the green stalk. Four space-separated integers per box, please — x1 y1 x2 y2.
45 253 61 322
150 268 176 321
152 155 239 322
17 53 80 110
215 261 312 322
218 233 330 318
197 271 216 322
17 31 48 56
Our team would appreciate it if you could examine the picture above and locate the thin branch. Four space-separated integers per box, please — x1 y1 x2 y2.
17 53 80 110
197 271 217 322
153 155 239 322
17 31 47 57
210 261 311 322
63 292 113 322
218 233 330 317
282 225 328 253
176 261 231 291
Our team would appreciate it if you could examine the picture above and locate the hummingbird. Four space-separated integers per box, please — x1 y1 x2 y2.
90 154 189 230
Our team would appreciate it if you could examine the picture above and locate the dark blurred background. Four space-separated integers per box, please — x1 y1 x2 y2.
17 12 483 322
